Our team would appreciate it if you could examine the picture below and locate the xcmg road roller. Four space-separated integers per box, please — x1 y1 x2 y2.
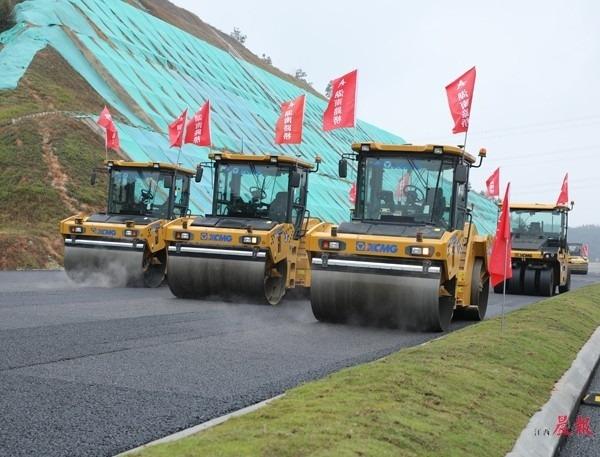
164 152 328 304
494 202 572 295
568 242 589 275
307 143 490 332
60 160 198 287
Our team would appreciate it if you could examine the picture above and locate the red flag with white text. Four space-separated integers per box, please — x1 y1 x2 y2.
169 108 188 148
323 69 358 131
556 173 569 206
445 66 476 134
275 95 305 144
489 183 512 287
486 167 500 198
185 101 211 147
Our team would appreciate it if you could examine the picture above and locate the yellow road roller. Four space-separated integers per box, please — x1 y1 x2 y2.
60 160 197 287
164 152 328 304
307 143 490 332
568 242 589 275
495 202 572 295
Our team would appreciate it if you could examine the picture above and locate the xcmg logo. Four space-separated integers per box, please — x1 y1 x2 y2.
91 228 116 236
355 241 398 253
200 233 233 242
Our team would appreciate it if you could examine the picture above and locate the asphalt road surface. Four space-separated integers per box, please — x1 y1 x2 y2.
1 269 598 457
558 263 600 457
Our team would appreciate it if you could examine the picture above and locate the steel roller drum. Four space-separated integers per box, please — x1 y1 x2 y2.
63 241 145 286
167 247 270 303
310 258 452 331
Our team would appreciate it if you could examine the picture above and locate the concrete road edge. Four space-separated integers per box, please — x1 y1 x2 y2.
506 326 600 457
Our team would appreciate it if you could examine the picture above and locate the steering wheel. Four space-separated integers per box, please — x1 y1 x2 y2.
402 185 425 203
249 187 267 201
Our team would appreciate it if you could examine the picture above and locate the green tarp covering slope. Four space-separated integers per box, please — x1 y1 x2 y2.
0 0 497 232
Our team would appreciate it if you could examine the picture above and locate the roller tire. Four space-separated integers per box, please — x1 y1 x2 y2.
539 268 555 297
523 268 537 295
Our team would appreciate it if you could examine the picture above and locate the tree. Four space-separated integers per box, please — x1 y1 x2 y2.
230 27 247 45
294 68 308 81
260 54 272 65
325 80 333 98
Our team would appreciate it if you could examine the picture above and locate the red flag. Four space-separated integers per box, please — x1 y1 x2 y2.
556 173 569 206
323 69 358 131
581 244 589 258
185 101 211 147
97 106 114 129
275 95 305 144
97 106 119 151
489 183 513 287
445 66 476 134
394 172 411 200
106 124 120 151
349 182 356 205
486 167 500 198
169 109 188 148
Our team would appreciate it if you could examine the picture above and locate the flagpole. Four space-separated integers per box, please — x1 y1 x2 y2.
462 129 469 151
176 109 188 166
502 239 508 333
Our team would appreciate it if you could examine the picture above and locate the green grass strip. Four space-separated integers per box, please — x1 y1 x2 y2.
133 285 600 457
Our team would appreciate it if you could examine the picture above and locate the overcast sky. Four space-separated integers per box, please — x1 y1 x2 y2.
173 0 599 226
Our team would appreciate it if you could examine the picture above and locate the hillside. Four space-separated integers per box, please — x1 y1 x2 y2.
0 0 496 270
0 0 335 269
569 225 600 262
0 48 120 269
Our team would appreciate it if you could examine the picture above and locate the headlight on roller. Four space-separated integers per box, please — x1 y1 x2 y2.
175 231 192 240
407 246 433 256
241 235 259 244
124 229 138 237
70 226 85 234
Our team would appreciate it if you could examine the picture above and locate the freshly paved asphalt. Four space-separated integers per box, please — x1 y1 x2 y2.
0 269 598 457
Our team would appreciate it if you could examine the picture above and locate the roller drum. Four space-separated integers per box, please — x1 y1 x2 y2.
167 252 275 304
64 244 145 286
310 264 451 332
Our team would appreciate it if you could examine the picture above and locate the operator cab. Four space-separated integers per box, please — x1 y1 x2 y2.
89 161 195 224
193 153 317 237
337 143 485 237
509 203 571 251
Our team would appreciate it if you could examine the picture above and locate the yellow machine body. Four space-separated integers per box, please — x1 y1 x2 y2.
308 143 490 331
60 160 195 287
164 153 328 304
497 202 572 295
568 242 589 275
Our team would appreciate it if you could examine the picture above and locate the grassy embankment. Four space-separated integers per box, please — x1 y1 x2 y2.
132 284 600 457
0 48 119 269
